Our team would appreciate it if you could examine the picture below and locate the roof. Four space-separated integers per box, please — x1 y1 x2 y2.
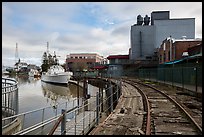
166 37 202 43
163 53 202 65
92 66 108 70
163 59 183 65
107 55 129 60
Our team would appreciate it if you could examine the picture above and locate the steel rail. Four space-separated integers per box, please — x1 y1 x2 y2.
127 79 202 135
122 80 151 135
136 80 202 134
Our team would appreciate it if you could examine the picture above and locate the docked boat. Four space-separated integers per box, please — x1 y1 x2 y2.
41 65 73 85
28 69 41 77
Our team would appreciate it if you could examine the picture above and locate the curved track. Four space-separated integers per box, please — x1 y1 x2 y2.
123 78 202 135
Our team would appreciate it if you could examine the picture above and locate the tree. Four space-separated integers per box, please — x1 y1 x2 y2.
41 51 61 72
72 62 88 72
41 52 49 72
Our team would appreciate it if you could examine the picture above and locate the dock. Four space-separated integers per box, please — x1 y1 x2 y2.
53 110 96 135
89 80 145 135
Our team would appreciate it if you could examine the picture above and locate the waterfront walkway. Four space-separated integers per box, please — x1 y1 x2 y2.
53 111 96 135
89 80 144 135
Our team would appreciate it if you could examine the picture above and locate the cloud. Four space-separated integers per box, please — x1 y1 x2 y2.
2 2 202 67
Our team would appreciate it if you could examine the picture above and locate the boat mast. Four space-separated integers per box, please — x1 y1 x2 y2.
47 42 49 55
15 43 19 64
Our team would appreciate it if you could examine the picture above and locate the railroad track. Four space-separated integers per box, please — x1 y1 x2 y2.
123 78 202 135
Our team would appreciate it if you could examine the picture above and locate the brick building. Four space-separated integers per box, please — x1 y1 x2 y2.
66 53 106 71
158 37 202 64
187 43 202 56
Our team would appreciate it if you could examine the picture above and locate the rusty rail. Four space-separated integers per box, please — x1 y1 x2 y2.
130 79 202 135
123 80 151 135
137 81 202 134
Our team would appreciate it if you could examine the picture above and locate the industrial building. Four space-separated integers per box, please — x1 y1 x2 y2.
130 11 195 61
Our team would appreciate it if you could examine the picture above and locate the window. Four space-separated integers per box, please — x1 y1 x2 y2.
160 55 162 63
115 59 119 64
146 56 152 60
163 53 166 62
168 51 170 61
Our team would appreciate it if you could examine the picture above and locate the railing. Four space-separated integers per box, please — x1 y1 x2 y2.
2 77 18 127
2 98 79 135
48 79 122 135
2 78 122 135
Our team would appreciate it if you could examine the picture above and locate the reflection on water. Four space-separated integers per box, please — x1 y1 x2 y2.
3 75 99 131
41 82 83 109
5 75 85 113
28 76 40 84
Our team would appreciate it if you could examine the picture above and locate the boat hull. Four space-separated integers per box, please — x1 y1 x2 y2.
41 72 72 85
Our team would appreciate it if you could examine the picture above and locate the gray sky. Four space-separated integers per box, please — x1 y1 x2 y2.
2 2 202 67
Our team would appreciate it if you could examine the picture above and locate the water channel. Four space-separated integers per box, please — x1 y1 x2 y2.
2 74 110 134
3 75 99 114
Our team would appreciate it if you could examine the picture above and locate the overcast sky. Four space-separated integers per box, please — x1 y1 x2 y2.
2 2 202 67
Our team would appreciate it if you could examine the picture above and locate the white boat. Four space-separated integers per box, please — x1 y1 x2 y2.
41 65 73 85
28 69 41 77
2 66 10 75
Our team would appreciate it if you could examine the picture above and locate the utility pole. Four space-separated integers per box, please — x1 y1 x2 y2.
169 35 172 61
15 43 19 63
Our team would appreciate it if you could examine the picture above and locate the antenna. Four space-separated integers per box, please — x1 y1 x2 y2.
15 43 19 63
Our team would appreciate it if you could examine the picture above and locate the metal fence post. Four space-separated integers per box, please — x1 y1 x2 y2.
77 79 79 108
195 67 197 94
101 88 104 112
82 100 85 135
61 109 66 135
116 81 119 101
96 92 99 125
98 88 101 114
41 108 45 134
182 66 184 90
109 81 113 112
83 78 88 99
164 68 165 84
157 68 159 83
75 109 77 135
119 79 122 96
22 114 26 129
172 66 173 87
15 84 19 114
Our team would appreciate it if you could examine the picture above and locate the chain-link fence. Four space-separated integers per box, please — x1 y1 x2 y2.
102 63 202 93
137 65 202 92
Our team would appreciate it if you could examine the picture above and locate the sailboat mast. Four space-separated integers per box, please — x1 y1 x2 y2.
47 42 49 55
15 43 19 63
